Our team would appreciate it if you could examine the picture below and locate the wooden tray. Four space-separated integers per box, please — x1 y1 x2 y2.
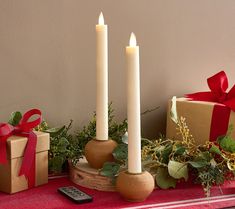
69 158 116 192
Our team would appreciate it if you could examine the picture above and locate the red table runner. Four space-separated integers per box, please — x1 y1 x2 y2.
0 177 235 209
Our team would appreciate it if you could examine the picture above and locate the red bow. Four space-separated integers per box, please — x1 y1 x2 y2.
186 71 235 111
0 109 42 188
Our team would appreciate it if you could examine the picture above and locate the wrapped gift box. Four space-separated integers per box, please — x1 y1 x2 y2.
166 98 235 145
0 131 50 193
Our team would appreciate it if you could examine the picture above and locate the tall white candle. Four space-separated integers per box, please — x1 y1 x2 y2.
96 12 108 141
126 33 142 173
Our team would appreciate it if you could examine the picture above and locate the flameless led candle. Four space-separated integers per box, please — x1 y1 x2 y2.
126 33 142 173
96 12 108 141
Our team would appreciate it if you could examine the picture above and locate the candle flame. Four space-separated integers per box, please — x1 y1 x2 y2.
129 32 137 47
98 12 104 25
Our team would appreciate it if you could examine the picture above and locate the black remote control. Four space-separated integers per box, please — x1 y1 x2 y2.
58 186 93 204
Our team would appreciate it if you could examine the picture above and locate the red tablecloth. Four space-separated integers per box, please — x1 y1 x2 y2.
0 177 235 209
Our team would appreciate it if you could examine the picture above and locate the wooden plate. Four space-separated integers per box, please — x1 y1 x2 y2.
69 158 116 192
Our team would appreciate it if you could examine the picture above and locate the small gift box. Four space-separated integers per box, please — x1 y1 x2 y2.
0 109 50 193
166 71 235 145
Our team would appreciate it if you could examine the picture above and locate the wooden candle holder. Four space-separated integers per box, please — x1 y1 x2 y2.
116 170 155 202
69 158 116 192
84 139 117 169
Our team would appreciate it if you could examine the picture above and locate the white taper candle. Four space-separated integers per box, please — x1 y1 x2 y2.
96 12 108 140
126 33 142 173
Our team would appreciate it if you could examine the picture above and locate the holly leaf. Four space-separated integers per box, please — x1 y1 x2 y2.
100 162 120 178
209 145 222 155
8 111 22 126
168 160 188 181
112 144 128 161
218 135 235 153
156 167 177 189
188 151 211 168
161 145 172 164
44 126 66 137
174 144 186 155
188 160 208 168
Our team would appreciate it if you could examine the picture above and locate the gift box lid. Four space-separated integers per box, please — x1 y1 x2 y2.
176 97 226 107
7 131 50 159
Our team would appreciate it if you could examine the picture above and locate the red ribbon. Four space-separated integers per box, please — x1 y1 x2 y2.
0 109 42 188
186 71 235 141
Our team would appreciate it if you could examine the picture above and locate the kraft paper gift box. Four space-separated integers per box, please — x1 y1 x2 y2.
166 98 235 145
166 71 235 145
0 131 50 194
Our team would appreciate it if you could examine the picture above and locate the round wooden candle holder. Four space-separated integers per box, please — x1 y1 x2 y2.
69 158 116 192
84 139 117 169
116 170 155 202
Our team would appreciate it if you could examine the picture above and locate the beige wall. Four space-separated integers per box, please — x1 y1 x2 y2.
1 0 235 138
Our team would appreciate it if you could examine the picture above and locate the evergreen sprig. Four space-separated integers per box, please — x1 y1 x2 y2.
36 120 79 173
74 102 128 156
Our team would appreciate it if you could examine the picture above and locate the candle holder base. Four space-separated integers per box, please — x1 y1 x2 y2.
116 170 155 202
84 139 117 169
69 158 116 192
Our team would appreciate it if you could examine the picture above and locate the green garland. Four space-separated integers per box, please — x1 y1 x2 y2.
100 101 235 197
35 120 80 173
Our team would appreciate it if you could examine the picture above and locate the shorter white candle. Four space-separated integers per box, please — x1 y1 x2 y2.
126 33 142 173
96 12 108 141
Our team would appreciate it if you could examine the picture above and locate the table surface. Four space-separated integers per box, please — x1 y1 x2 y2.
1 177 235 209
